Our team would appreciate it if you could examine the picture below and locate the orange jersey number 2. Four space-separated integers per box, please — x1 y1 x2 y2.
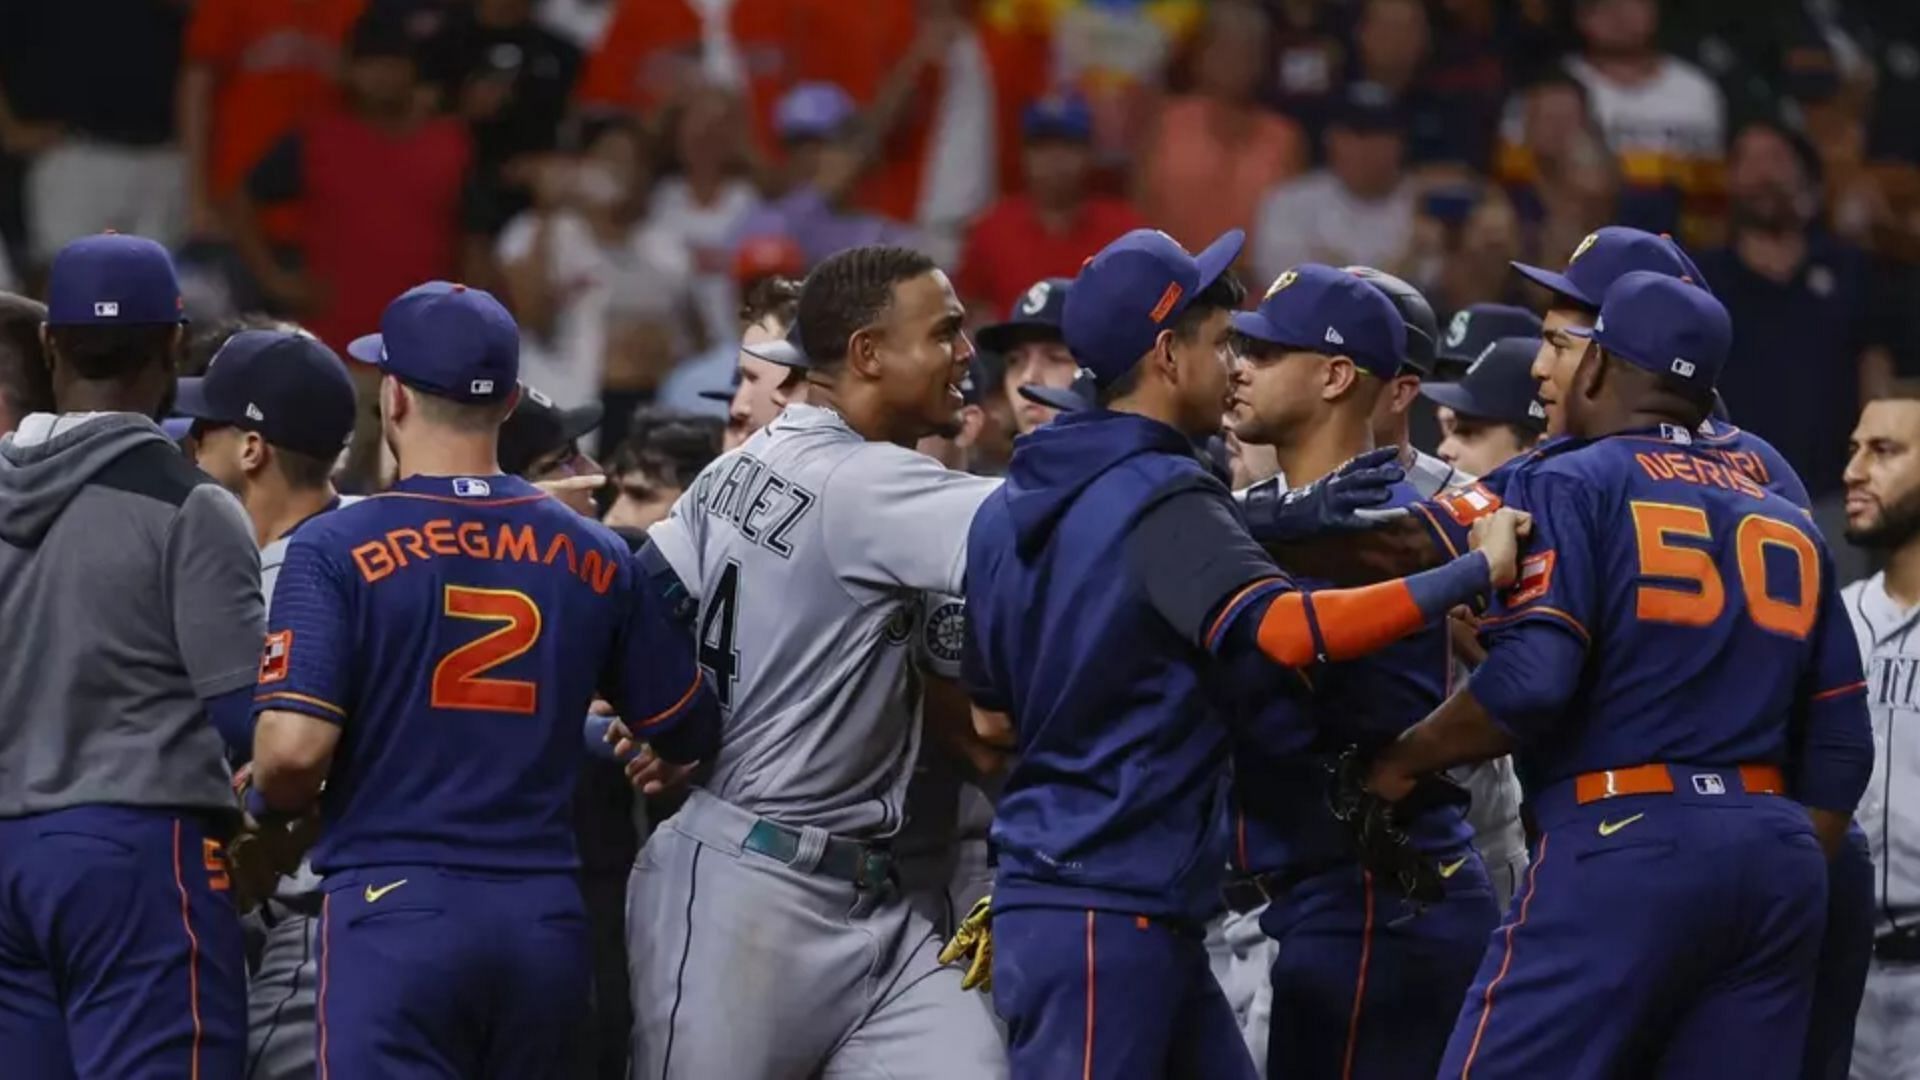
430 586 543 714
1628 501 1818 640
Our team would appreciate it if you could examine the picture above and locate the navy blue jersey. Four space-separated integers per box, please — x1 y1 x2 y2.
254 474 710 873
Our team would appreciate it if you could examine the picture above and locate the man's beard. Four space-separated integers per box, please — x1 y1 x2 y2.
1847 486 1920 549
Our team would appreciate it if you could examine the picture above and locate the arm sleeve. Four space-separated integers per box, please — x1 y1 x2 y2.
1466 472 1598 740
960 608 1006 712
168 485 265 698
601 555 720 764
203 685 255 763
246 134 304 203
645 488 705 599
251 534 357 725
1126 482 1285 649
1791 566 1873 812
823 445 999 597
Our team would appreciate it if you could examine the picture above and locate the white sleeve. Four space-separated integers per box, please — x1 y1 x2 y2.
823 444 999 597
496 212 539 264
646 490 706 600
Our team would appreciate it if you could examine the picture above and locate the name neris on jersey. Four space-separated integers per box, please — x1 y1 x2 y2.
688 452 818 558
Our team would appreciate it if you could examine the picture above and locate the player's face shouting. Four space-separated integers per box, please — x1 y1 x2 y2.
873 270 974 440
1531 305 1592 436
1844 399 1920 548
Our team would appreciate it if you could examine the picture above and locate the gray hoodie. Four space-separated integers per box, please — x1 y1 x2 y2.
0 413 263 817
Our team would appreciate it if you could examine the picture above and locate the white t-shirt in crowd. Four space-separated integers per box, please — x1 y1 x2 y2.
1251 171 1414 289
496 209 692 410
917 30 996 269
1563 55 1725 164
535 0 615 50
648 177 761 349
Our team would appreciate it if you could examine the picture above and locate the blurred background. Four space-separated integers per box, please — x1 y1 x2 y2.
2 0 1916 502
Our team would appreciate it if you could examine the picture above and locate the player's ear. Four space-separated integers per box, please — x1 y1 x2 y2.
1324 355 1357 401
846 326 884 380
242 431 267 473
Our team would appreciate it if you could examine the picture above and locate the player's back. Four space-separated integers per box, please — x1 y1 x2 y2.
265 474 635 873
1502 429 1829 783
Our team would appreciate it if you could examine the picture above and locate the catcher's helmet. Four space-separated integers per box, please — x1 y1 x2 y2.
1343 266 1437 377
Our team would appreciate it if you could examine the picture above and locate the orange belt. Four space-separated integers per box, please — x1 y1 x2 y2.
1574 763 1786 805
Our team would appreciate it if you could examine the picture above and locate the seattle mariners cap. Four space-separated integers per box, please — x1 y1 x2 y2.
498 383 604 475
977 278 1069 354
175 330 358 457
347 281 519 404
1419 337 1547 432
1023 92 1094 142
1565 271 1732 392
775 82 856 142
1436 303 1543 368
1511 226 1711 309
1018 369 1098 414
1063 228 1245 388
1230 263 1408 380
45 233 185 326
741 323 811 370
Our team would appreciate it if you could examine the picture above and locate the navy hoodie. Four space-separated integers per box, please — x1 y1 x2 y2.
964 409 1279 923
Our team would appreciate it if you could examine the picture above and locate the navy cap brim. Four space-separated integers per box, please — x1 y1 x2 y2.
976 321 1062 356
346 333 384 365
559 403 604 443
1417 381 1487 417
1018 383 1092 413
742 338 810 369
1510 261 1595 307
1193 230 1246 300
161 417 194 442
171 378 225 423
699 386 736 403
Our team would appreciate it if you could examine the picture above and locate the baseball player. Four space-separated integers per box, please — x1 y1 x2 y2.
960 228 1526 1079
0 234 258 1077
175 328 358 1080
248 281 717 1078
630 246 1007 1079
1432 303 1544 383
1422 337 1549 481
979 277 1075 435
1227 264 1501 1079
1838 392 1920 1080
1370 272 1873 1078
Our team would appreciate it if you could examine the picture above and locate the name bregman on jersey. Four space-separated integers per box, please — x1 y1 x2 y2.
689 452 818 558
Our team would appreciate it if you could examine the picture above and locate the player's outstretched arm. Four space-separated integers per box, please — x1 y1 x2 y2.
603 555 721 765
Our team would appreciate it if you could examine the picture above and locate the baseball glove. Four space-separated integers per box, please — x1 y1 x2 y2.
938 895 994 993
1326 747 1470 906
227 767 322 914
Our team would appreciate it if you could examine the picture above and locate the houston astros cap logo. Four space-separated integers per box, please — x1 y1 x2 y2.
1569 232 1599 263
1263 269 1299 301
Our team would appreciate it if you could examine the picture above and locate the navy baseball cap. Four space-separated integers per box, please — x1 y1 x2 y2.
1018 369 1098 414
348 282 519 403
978 278 1069 354
1023 92 1093 142
1437 303 1543 368
1064 228 1245 387
46 233 185 327
1512 226 1711 309
1420 337 1547 432
741 323 810 370
175 331 357 457
1566 271 1732 392
1230 264 1408 379
499 384 603 475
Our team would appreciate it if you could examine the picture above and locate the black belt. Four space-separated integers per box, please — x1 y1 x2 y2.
1876 925 1920 963
742 820 895 890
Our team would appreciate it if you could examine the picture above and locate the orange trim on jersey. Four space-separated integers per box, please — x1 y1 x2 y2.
1083 910 1097 1080
1474 606 1591 646
1342 870 1376 1080
171 820 204 1080
629 670 705 732
319 894 332 1080
1812 681 1867 703
366 491 548 508
1411 502 1461 559
1462 833 1549 1079
254 690 347 718
1256 582 1424 667
1206 576 1286 648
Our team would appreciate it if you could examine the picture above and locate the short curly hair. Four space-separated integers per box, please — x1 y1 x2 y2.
794 246 937 369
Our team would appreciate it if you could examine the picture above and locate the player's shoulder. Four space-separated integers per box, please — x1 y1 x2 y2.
1839 574 1875 608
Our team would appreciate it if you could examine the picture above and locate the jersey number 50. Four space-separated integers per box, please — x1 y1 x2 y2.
1629 502 1819 639
431 585 542 713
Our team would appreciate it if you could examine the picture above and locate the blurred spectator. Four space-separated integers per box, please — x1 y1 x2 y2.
227 13 478 358
1562 0 1724 238
576 0 793 150
419 0 582 238
1051 0 1201 164
1418 0 1512 170
1252 83 1413 287
0 293 48 435
498 383 605 515
649 87 763 349
1345 0 1488 168
498 115 696 419
0 0 189 264
603 407 723 532
1697 120 1892 516
1260 0 1345 122
956 92 1143 319
731 82 918 268
1406 181 1526 318
1498 74 1621 278
1139 1 1308 253
179 0 364 243
536 0 616 53
977 277 1072 437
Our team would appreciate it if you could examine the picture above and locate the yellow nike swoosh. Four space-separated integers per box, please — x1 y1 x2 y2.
363 879 409 903
1597 813 1645 837
1438 857 1469 879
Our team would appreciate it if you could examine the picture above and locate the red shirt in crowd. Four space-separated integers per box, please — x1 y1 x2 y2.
957 194 1146 318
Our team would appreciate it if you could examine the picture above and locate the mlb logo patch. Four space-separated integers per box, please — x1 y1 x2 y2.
258 630 292 684
1505 549 1556 606
1435 482 1503 526
1691 773 1726 796
452 477 492 498
470 379 495 395
94 301 119 318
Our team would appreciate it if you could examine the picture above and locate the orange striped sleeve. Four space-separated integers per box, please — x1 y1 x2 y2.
1255 580 1424 668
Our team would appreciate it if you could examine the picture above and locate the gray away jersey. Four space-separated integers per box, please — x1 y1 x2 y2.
1843 572 1920 932
647 405 1000 837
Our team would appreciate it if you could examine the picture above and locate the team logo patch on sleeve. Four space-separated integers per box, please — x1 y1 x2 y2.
258 630 292 684
1435 482 1503 526
1505 550 1557 606
924 600 967 665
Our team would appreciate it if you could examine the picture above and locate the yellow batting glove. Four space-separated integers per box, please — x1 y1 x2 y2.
938 895 994 992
